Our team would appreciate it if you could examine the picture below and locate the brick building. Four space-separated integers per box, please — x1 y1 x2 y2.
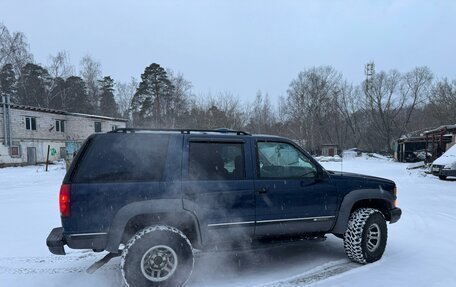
1 97 127 167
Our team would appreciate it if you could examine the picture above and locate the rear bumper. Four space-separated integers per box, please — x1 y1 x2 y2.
46 227 108 255
46 227 66 255
389 207 402 224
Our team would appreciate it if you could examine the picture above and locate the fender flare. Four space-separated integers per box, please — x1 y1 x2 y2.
332 189 393 234
105 199 201 253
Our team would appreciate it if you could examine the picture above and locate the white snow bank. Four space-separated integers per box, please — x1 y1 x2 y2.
314 155 342 162
342 150 357 158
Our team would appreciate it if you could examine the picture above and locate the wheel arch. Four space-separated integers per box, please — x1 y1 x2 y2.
350 199 391 221
332 189 394 234
105 199 202 253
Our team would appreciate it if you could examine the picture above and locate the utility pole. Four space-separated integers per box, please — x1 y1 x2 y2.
6 95 12 148
2 96 6 146
2 95 13 147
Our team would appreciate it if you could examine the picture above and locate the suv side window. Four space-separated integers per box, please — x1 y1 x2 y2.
73 134 169 183
189 142 245 180
257 141 317 179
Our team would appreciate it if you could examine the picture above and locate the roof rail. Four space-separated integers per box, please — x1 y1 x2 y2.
109 128 250 136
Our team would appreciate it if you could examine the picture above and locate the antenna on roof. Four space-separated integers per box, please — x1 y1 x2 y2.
341 146 343 175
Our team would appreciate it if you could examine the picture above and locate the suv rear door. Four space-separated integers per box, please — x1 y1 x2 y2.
65 133 173 234
252 138 337 237
182 135 255 243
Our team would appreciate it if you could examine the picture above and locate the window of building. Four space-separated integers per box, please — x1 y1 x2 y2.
10 146 20 157
189 142 245 180
257 141 317 179
112 125 118 131
25 117 37 130
56 120 65 132
94 122 102 132
60 147 66 159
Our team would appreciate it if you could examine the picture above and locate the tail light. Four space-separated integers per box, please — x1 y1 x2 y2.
59 184 71 217
393 186 398 207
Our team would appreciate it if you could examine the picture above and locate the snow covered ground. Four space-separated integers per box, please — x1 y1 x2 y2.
0 156 455 286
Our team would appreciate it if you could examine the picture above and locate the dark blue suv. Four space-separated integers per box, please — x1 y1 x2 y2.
47 128 401 287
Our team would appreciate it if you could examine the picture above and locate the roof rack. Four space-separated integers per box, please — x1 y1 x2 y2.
109 128 251 136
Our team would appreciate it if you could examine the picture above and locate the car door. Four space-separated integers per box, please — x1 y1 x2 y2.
253 139 337 237
182 136 256 243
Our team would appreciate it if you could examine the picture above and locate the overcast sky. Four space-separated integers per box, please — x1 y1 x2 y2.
1 0 455 102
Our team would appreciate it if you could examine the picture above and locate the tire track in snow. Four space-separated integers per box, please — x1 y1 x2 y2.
0 252 119 275
0 252 358 287
258 260 360 287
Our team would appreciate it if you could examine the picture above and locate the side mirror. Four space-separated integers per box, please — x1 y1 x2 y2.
315 168 326 181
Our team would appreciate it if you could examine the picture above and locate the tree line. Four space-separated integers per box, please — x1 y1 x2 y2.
1 22 455 154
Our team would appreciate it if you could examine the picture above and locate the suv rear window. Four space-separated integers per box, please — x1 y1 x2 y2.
72 134 169 183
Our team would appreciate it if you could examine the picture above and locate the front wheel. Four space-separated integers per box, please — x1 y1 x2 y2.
439 175 447 180
121 225 194 287
344 208 387 264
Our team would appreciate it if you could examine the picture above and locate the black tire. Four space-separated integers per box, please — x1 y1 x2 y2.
344 208 387 264
439 175 447 180
121 225 194 287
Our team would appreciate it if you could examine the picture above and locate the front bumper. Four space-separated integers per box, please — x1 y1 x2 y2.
440 169 456 177
46 227 66 255
389 207 402 224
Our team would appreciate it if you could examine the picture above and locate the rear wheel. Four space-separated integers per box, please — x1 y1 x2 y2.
344 208 387 264
439 175 447 180
121 225 194 287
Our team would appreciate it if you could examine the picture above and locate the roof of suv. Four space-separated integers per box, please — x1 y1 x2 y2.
109 128 287 139
110 128 251 136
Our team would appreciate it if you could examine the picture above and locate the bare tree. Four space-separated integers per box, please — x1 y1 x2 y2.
188 92 247 130
211 92 247 129
44 51 75 108
0 23 34 75
80 54 102 113
363 70 404 152
399 67 433 133
167 69 193 127
115 77 138 120
47 51 74 79
333 83 366 148
248 90 276 134
285 66 342 152
428 78 456 125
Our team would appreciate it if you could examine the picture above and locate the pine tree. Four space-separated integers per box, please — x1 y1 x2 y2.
49 77 66 110
131 63 174 127
99 76 119 117
65 76 92 114
0 63 16 100
16 63 51 107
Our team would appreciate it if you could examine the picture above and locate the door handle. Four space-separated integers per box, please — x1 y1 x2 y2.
256 187 268 194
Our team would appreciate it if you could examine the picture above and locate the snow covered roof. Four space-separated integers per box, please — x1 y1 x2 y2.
423 124 456 135
1 103 128 122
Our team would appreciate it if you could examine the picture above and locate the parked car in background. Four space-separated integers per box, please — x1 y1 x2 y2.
431 145 456 180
